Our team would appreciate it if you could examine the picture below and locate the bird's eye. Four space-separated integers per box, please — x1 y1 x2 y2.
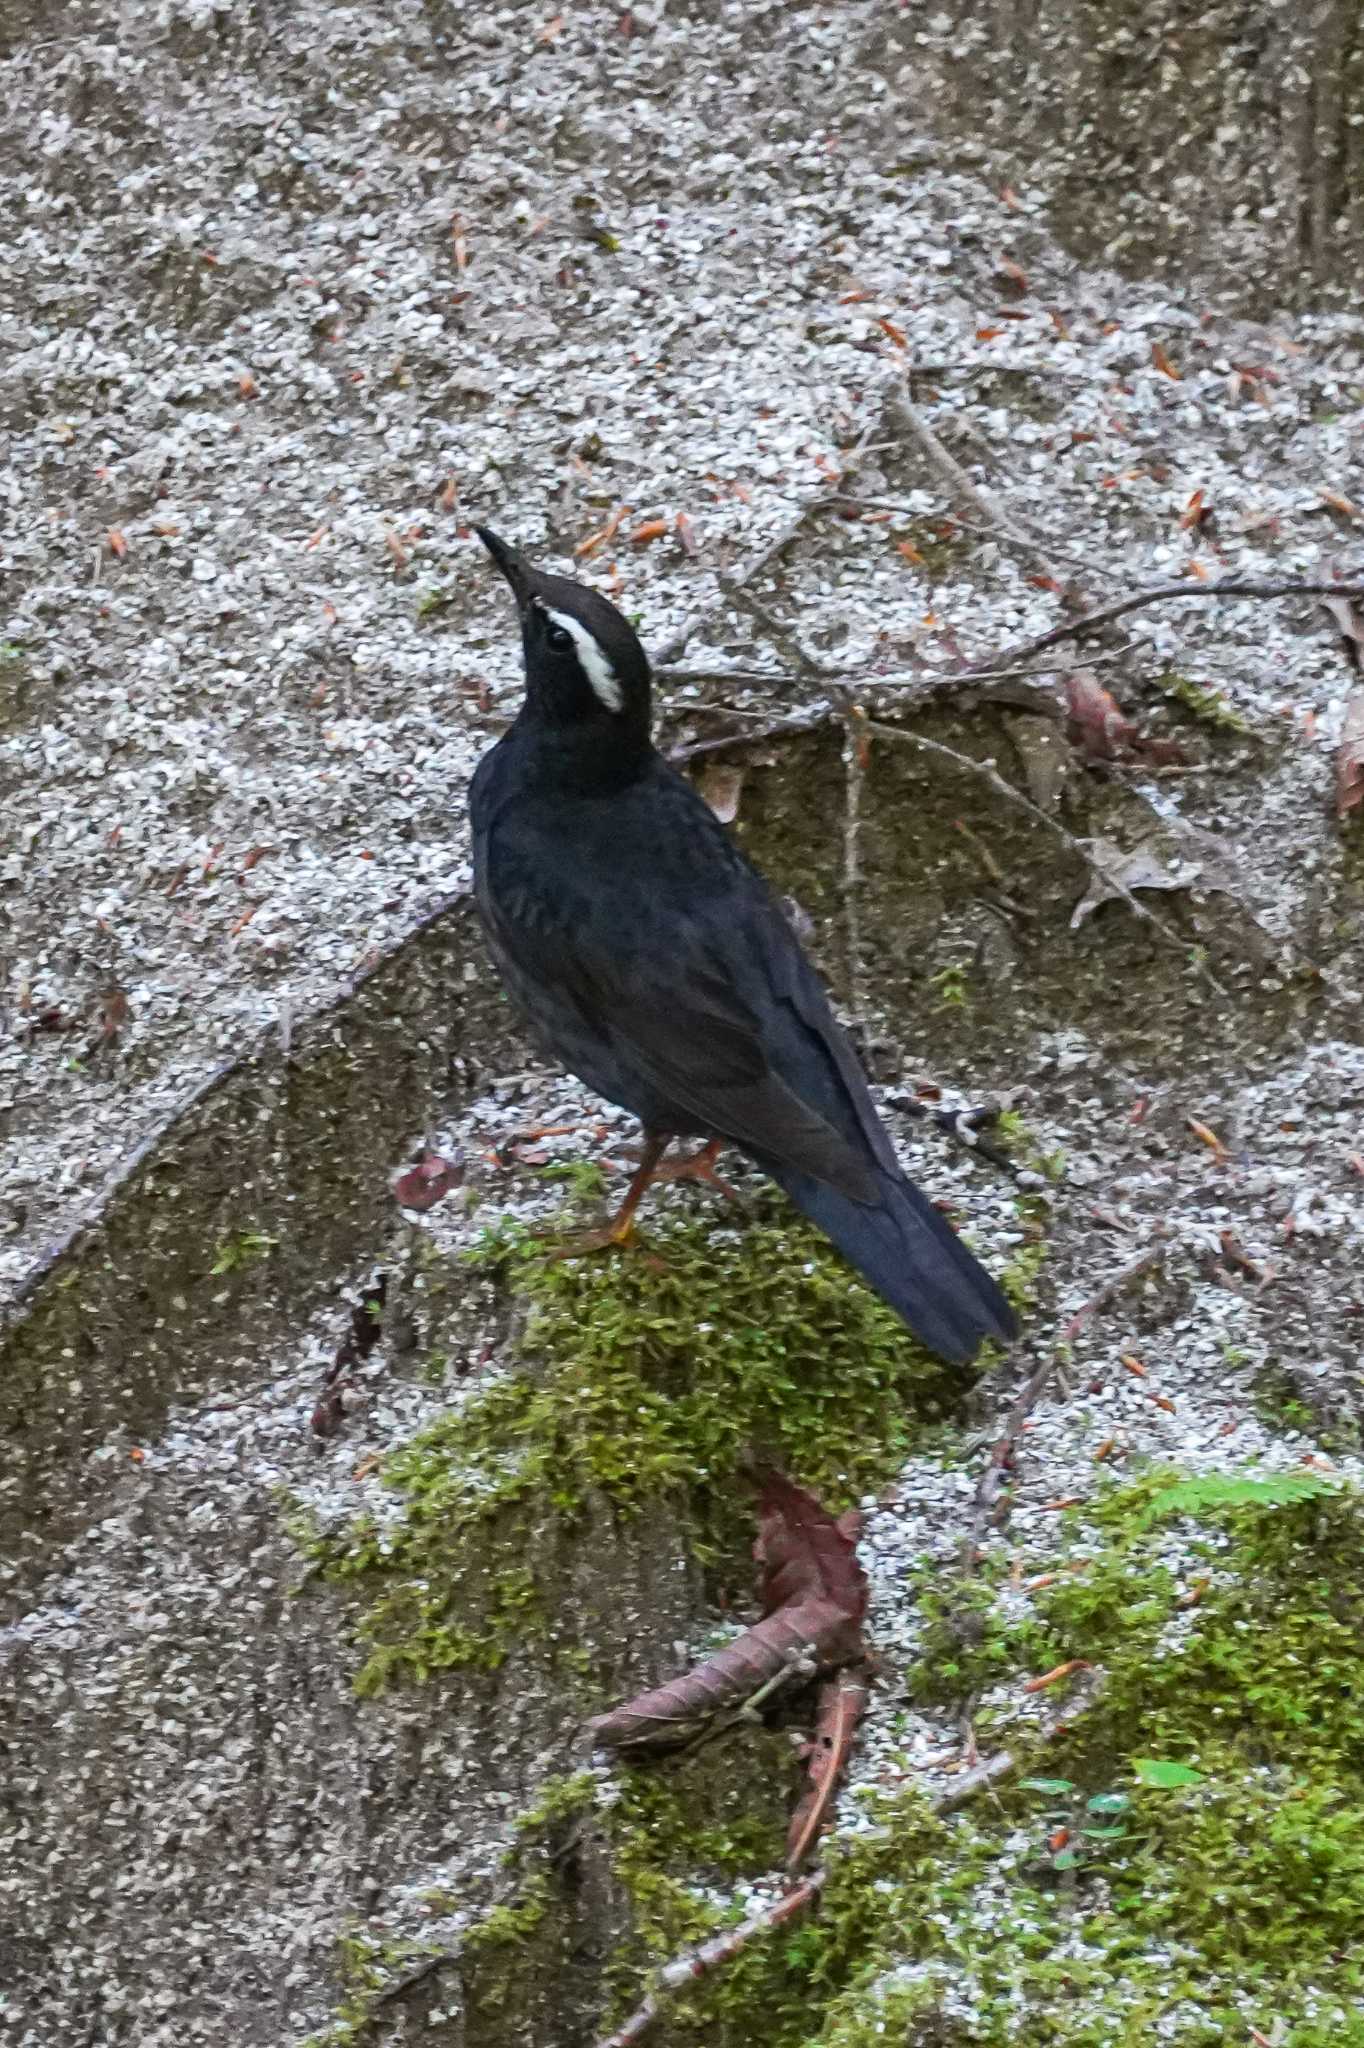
545 622 573 652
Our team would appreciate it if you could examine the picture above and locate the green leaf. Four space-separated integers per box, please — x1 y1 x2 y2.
1052 1847 1079 1870
1020 1777 1075 1797
1133 1759 1205 1789
1086 1792 1131 1815
1082 1824 1128 1839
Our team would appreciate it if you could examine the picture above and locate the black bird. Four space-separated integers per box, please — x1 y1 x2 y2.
468 528 1018 1366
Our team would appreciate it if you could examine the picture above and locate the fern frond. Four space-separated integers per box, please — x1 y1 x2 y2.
1136 1470 1339 1529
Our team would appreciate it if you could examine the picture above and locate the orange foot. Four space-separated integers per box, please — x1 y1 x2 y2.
621 1137 743 1206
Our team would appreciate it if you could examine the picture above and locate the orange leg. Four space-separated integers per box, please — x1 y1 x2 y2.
630 1137 742 1206
541 1132 673 1260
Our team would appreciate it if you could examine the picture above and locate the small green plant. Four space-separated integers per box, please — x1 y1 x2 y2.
209 1229 278 1275
929 962 970 1010
1156 670 1251 734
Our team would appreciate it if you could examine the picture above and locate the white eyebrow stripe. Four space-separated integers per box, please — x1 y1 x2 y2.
544 605 624 712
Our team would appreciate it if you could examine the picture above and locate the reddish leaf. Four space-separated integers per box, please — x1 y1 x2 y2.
393 1151 465 1212
1150 342 1181 380
591 1473 866 1751
754 1469 866 1622
1064 669 1140 761
786 1668 870 1868
630 517 669 545
107 527 128 558
876 316 907 351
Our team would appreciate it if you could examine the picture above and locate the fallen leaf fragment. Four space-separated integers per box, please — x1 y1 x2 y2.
630 517 669 545
392 1151 465 1212
1024 1659 1092 1694
107 527 128 558
1186 1115 1230 1163
385 531 410 573
1064 669 1140 762
1319 489 1360 522
1335 691 1364 821
698 760 746 823
1150 342 1181 380
877 316 907 350
675 511 699 556
786 1669 870 1868
576 505 630 558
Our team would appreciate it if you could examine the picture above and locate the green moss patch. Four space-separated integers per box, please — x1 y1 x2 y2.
307 1196 970 1694
610 1469 1364 2046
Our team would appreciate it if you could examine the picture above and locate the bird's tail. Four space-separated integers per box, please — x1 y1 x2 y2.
760 1161 1018 1366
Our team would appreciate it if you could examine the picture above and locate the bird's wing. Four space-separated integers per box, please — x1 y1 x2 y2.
483 873 884 1204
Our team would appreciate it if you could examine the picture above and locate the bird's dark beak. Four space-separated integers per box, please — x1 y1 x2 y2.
474 526 533 614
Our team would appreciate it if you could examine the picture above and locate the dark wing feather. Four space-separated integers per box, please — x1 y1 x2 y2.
479 873 879 1204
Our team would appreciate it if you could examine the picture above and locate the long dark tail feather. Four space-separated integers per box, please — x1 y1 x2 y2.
759 1159 1019 1366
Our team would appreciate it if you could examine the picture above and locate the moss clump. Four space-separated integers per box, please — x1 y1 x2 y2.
599 1472 1364 2045
309 1195 968 1692
1156 670 1252 735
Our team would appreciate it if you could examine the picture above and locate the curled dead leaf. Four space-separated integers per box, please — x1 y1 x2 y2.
630 517 669 545
1150 341 1181 381
697 760 746 823
393 1151 465 1212
591 1472 866 1751
1337 692 1364 822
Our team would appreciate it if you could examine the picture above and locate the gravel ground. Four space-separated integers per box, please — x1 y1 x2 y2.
3 1 1364 2042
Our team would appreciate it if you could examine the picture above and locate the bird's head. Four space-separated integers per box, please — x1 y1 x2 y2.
475 527 652 750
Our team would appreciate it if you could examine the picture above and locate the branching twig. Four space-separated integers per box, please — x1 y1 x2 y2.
1060 1236 1172 1344
591 1749 1020 2048
883 381 1058 571
861 722 1223 989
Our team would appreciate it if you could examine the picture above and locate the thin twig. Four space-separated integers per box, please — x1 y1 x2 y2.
658 645 1127 696
839 699 868 1022
591 1749 1020 2048
1060 1237 1172 1344
989 576 1364 671
861 722 1223 989
884 380 1057 570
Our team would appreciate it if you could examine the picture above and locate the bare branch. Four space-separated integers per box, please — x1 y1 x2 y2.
591 1749 1021 2048
988 576 1364 671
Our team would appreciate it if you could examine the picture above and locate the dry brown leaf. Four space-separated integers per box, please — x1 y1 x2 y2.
630 517 669 545
1150 341 1182 380
896 537 926 567
1337 692 1364 821
106 528 128 559
385 531 409 574
1064 670 1140 761
1322 595 1364 674
1071 828 1238 929
575 504 630 558
1178 487 1209 531
786 1669 870 1869
591 1473 866 1751
1319 489 1360 522
238 371 259 399
698 760 746 823
876 316 907 350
